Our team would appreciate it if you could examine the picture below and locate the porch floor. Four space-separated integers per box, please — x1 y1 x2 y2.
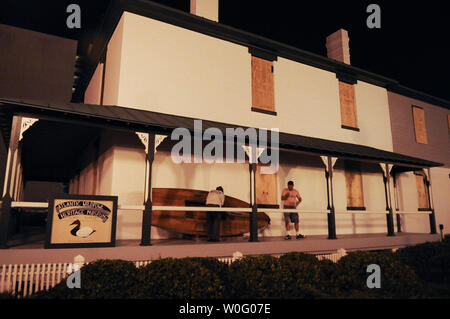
0 232 440 265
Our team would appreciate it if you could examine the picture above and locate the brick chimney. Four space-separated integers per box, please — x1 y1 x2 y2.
190 0 219 22
326 29 350 64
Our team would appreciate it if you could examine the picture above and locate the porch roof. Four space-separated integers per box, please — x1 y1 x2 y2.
0 98 442 170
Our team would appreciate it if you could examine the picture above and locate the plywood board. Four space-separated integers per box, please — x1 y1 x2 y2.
415 174 429 209
339 81 358 128
344 162 365 208
251 56 275 112
412 106 428 144
256 164 278 206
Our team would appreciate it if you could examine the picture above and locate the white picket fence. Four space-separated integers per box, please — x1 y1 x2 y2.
0 250 348 297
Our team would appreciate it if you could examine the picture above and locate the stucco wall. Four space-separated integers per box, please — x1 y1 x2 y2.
103 12 394 152
388 91 450 167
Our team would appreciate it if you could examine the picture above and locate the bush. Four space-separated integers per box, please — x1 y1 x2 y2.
228 255 287 299
335 250 424 298
30 259 140 299
277 252 339 298
0 292 18 299
395 240 450 284
137 257 227 299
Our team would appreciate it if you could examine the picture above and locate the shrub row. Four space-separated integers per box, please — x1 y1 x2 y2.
14 237 450 299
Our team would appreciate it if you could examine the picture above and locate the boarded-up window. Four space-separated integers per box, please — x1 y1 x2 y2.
251 56 275 112
256 164 278 207
415 172 430 210
344 161 365 209
339 81 358 129
412 106 428 144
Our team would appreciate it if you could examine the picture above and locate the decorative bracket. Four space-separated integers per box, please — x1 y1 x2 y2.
242 145 264 164
320 156 337 171
154 134 167 153
19 117 39 141
136 133 168 154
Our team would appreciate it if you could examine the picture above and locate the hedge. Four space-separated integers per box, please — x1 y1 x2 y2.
137 257 227 299
30 259 140 299
21 239 450 299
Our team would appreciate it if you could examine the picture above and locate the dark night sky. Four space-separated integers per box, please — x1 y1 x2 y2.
0 0 448 101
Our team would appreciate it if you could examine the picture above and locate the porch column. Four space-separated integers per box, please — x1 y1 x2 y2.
321 156 337 240
0 116 21 248
243 146 264 242
424 168 437 234
136 132 161 246
381 163 395 237
392 173 401 233
249 162 258 242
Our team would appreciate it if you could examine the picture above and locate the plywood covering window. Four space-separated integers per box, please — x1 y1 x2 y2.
339 81 358 130
251 56 275 114
412 106 428 144
344 161 365 210
255 164 278 208
414 172 430 210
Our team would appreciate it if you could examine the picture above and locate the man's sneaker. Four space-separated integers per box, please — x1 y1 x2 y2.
284 235 291 240
296 234 305 239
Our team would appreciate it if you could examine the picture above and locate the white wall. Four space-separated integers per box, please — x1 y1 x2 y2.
396 171 435 233
430 167 450 235
104 12 394 153
107 144 397 239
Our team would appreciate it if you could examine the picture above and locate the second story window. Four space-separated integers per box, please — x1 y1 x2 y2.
412 105 428 144
339 81 359 131
251 55 276 115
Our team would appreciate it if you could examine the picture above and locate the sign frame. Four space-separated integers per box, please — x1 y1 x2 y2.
45 194 118 249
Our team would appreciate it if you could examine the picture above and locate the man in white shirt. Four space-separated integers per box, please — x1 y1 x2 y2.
206 186 225 242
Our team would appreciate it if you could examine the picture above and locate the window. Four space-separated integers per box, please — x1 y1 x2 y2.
251 56 275 115
344 161 365 210
414 171 430 210
339 81 359 131
412 106 428 144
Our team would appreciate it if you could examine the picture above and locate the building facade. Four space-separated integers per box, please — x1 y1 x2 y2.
0 0 448 248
